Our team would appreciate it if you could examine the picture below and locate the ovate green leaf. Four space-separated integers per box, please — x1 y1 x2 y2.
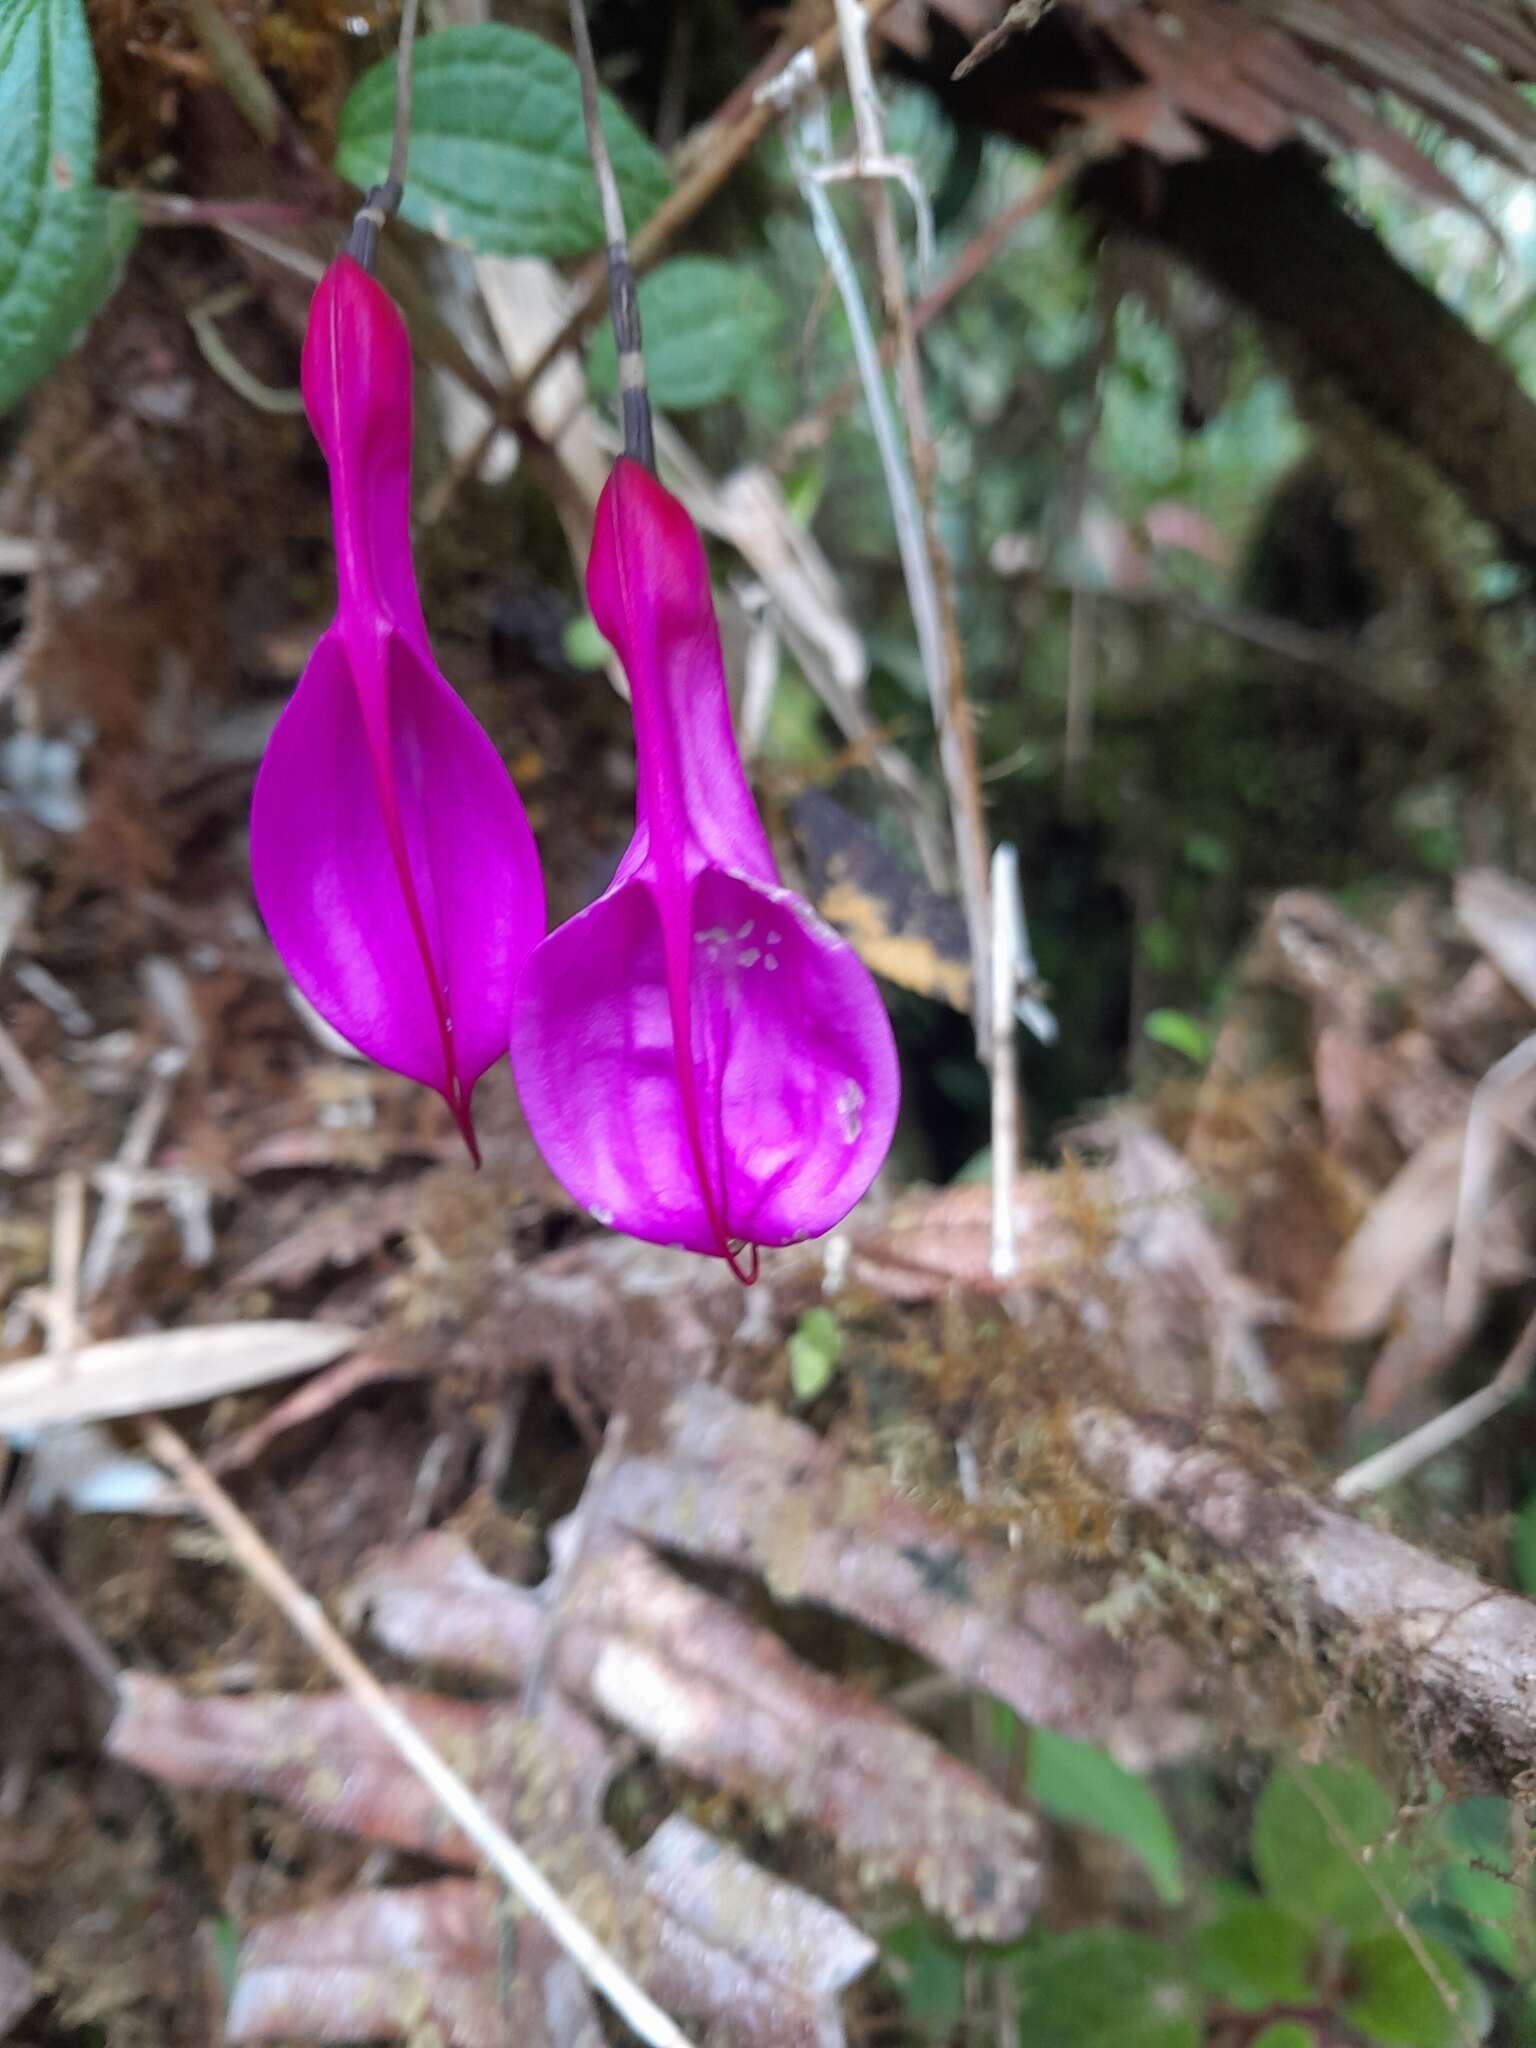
1194 1898 1316 2011
1252 2028 1316 2048
1252 1762 1420 1935
1433 1798 1529 1976
1012 1928 1201 2048
588 258 782 410
1029 1727 1185 1904
881 1920 966 2041
335 25 669 257
787 1306 842 1403
0 0 137 413
1342 1931 1486 2048
1143 1008 1213 1064
0 0 99 184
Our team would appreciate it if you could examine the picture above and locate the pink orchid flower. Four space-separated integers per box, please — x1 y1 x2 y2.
250 256 544 1160
510 460 899 1276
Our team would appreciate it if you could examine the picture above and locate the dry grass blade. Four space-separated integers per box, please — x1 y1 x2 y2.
356 1529 1044 1938
1336 1307 1536 1501
0 1322 358 1431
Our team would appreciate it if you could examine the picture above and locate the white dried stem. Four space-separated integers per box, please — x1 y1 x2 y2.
990 845 1022 1281
1334 1309 1536 1502
760 34 993 1053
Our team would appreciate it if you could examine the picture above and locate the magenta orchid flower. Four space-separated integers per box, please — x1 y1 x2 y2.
510 460 899 1275
250 256 544 1160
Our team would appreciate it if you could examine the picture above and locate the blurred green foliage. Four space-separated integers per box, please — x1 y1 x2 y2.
882 1745 1523 2047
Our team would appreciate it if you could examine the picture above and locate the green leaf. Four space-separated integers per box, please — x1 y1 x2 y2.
1012 1928 1202 2048
1194 1898 1316 2012
1029 1727 1185 1904
0 0 137 414
335 25 670 258
588 257 782 410
1143 1009 1213 1064
561 613 611 671
1511 1490 1536 1594
0 0 99 187
881 1920 966 2041
1252 1762 1420 1935
788 1306 842 1403
1342 1931 1485 2048
1433 1798 1526 1976
1252 2028 1316 2048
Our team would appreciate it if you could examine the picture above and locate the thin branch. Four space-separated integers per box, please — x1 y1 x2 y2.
771 147 1087 469
568 0 654 471
0 1530 121 1700
496 0 904 446
763 53 990 1041
1334 1309 1536 1503
139 1417 697 2048
989 845 1022 1280
345 0 422 270
830 0 993 1054
1073 1404 1536 1775
388 0 421 196
183 0 285 146
79 1055 183 1304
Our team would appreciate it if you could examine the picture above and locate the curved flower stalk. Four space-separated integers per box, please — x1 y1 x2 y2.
250 257 544 1160
511 461 899 1275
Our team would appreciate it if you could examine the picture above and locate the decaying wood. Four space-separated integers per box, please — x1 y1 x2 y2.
1073 1406 1536 1774
355 1529 1044 1939
228 1887 606 2048
109 1677 874 2048
602 1379 1192 1757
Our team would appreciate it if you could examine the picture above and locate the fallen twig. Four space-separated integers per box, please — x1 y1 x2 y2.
1334 1309 1536 1502
1073 1404 1536 1773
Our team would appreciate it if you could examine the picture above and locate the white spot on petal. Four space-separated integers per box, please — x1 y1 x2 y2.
836 1079 864 1143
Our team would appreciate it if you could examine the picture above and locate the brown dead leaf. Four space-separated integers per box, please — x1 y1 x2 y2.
1048 83 1206 158
108 1676 874 2046
228 1883 603 2048
849 1176 1087 1299
1316 1125 1464 1340
355 1530 1043 1939
1355 1268 1472 1422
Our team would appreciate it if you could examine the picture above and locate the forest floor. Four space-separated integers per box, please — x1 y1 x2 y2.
5 127 1536 2048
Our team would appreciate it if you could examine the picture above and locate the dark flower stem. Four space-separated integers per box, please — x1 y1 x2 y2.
568 0 656 473
345 0 421 272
